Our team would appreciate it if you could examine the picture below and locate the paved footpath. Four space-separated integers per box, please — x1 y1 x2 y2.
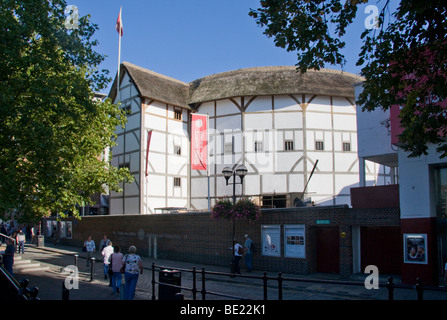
4 242 447 303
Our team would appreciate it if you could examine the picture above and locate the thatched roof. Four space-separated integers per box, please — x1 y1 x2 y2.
109 62 190 109
109 63 364 109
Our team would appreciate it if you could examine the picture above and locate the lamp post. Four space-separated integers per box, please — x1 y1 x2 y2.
222 164 248 205
222 164 247 274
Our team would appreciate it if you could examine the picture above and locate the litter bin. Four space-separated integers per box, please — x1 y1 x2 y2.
37 235 44 247
158 269 181 300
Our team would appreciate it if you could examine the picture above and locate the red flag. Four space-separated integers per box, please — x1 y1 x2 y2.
191 114 208 171
145 130 152 177
116 8 123 36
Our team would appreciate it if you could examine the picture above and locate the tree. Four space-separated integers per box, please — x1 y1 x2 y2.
249 0 447 158
0 0 133 221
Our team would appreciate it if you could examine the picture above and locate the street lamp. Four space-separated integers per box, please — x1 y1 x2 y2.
222 164 248 273
222 164 247 204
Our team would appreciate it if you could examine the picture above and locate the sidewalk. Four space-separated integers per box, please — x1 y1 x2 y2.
7 242 447 301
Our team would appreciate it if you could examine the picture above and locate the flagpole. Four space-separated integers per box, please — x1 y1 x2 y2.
117 6 122 103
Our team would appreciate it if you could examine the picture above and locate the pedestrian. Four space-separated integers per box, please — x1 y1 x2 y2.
16 229 26 254
83 235 96 267
30 226 36 245
99 234 111 253
109 245 124 294
2 238 15 276
231 239 243 275
243 234 254 272
122 245 143 300
101 240 114 281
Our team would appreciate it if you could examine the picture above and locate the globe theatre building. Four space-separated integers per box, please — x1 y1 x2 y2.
108 62 389 215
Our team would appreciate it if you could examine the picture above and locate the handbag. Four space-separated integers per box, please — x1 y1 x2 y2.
120 255 127 274
108 254 114 276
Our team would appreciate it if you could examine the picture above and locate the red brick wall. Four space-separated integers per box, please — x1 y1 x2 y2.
44 206 400 278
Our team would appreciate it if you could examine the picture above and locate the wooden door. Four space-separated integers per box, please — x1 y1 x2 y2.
316 227 340 274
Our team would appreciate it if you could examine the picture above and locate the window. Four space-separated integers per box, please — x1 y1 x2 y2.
174 144 182 155
315 141 324 151
174 177 181 187
174 109 182 120
254 141 263 152
284 140 294 151
343 142 351 152
118 162 130 170
122 105 131 115
224 142 233 154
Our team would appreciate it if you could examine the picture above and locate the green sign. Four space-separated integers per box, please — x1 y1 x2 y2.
316 220 330 225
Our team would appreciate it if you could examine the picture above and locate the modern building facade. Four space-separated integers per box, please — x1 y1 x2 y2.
355 83 447 285
108 62 388 215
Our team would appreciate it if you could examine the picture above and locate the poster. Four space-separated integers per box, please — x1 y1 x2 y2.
404 234 427 264
284 225 306 258
262 225 280 257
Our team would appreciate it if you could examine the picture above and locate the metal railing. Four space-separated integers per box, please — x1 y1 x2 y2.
151 263 447 300
0 233 16 245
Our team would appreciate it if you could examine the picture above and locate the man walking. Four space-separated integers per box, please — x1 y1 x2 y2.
244 234 254 272
16 229 26 254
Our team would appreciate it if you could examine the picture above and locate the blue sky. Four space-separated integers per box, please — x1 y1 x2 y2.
69 0 379 95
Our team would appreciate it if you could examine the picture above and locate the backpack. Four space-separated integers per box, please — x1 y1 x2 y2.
237 244 243 255
250 241 255 253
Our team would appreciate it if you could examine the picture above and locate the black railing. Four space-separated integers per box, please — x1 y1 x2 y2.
151 263 447 300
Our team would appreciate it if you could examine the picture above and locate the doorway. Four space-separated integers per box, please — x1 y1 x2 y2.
316 227 340 274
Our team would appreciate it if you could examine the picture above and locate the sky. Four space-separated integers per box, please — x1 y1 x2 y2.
68 0 380 95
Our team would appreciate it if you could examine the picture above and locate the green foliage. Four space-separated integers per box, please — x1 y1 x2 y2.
0 0 133 221
250 0 447 158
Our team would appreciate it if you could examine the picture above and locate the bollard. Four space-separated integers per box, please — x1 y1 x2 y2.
387 277 394 300
120 283 125 300
74 254 79 268
175 293 184 300
151 263 156 300
416 277 423 301
62 281 69 300
90 257 96 282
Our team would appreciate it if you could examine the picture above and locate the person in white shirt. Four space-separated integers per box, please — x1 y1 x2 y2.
102 241 114 281
232 239 243 275
16 230 26 254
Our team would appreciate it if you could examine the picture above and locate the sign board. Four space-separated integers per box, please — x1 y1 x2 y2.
284 225 306 258
261 225 281 257
316 220 330 225
403 233 427 264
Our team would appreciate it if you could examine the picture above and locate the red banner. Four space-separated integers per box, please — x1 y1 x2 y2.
191 114 208 171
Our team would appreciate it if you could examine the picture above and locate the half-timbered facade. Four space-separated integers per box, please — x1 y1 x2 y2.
108 62 390 214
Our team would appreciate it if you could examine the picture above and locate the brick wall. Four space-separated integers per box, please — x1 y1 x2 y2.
44 205 400 278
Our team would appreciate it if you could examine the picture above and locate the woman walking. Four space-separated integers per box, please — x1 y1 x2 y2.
122 245 143 300
109 245 124 294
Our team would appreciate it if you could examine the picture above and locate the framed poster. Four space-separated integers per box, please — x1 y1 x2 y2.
262 225 281 257
404 234 427 264
284 225 306 258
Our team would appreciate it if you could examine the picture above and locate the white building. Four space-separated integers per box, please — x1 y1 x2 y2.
108 62 387 214
355 82 447 286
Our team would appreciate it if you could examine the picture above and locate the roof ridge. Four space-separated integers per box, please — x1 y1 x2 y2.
122 61 189 86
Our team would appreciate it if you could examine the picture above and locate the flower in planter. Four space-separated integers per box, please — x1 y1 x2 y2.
211 197 260 222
